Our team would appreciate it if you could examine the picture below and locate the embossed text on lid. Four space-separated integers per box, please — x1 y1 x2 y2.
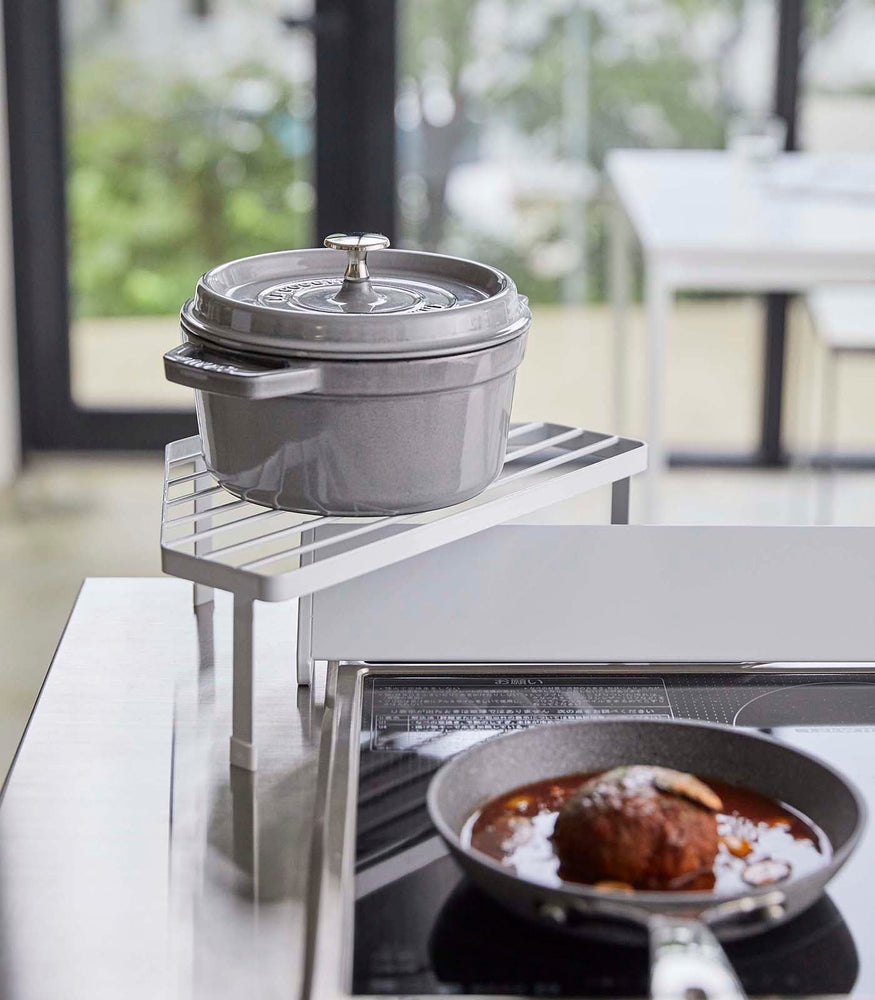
181 242 530 360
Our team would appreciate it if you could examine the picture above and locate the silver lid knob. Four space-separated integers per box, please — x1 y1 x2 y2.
324 232 390 283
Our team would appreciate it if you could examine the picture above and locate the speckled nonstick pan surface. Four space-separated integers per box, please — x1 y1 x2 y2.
426 718 865 942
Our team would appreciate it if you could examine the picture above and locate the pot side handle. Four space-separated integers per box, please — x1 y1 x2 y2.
648 914 746 1000
164 343 322 400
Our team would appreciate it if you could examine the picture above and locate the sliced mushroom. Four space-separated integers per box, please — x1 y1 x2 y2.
651 767 723 812
743 858 792 886
587 765 723 812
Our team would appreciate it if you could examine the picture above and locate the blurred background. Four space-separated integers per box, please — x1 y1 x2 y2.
2 0 875 774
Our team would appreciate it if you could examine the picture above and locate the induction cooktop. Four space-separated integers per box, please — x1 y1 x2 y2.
352 671 875 998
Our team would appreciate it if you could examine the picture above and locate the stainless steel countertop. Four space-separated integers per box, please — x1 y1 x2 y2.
0 578 317 1000
4 562 875 1000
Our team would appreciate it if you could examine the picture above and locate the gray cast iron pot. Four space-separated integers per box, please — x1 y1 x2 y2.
165 329 528 515
165 237 532 515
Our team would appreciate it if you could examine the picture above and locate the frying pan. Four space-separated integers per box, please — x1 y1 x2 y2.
426 718 865 1000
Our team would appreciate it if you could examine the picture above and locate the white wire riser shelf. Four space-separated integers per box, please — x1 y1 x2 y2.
161 422 646 770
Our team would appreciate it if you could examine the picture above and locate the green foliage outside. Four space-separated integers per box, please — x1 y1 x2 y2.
398 0 737 304
67 57 312 317
67 0 869 315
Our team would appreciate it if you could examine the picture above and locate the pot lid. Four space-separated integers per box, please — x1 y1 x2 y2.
180 233 531 359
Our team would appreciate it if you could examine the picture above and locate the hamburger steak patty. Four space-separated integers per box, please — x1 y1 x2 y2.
551 765 722 890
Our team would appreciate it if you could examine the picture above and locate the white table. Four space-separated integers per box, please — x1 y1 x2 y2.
607 149 875 520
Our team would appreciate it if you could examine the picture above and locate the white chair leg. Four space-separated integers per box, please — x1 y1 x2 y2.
644 265 670 524
609 198 631 436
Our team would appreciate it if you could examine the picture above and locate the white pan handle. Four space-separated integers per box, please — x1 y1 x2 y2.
164 342 322 400
648 915 746 1000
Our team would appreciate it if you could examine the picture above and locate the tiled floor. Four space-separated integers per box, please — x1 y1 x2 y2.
2 297 874 779
0 455 164 775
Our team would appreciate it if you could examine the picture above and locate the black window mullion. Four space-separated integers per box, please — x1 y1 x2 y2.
759 0 803 467
4 0 72 451
314 0 397 243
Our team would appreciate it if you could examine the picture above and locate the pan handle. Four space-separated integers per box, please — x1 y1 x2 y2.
164 343 322 400
648 915 746 1000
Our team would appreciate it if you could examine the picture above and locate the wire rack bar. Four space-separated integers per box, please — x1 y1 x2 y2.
161 424 646 604
165 499 250 530
502 425 584 463
171 507 286 546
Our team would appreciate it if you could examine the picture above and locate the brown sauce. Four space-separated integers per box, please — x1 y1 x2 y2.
465 770 830 894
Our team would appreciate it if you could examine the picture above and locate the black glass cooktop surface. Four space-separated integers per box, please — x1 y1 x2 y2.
353 672 875 997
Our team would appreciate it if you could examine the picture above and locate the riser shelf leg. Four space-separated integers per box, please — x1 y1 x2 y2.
611 477 630 525
296 527 316 686
230 595 257 771
193 459 214 608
